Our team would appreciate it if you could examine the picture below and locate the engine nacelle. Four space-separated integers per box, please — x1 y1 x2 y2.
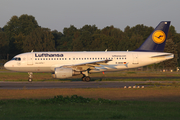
52 68 80 79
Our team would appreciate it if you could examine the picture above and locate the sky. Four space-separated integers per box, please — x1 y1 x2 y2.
0 0 180 33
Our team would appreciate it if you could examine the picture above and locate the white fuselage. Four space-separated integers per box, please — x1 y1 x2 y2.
4 51 174 73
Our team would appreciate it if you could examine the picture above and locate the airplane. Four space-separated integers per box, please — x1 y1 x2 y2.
4 21 174 82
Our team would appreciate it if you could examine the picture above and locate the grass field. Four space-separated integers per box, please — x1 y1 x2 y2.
1 70 180 81
0 95 180 120
1 70 180 119
0 85 180 119
1 86 180 101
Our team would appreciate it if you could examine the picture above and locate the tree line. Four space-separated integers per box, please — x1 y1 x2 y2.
0 14 180 69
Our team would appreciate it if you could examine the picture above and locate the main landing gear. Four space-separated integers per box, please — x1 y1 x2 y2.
28 72 33 82
82 75 91 82
81 71 91 82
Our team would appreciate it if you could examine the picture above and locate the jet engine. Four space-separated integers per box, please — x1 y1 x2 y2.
52 68 80 79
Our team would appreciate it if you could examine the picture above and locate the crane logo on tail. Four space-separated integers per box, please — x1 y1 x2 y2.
152 30 166 44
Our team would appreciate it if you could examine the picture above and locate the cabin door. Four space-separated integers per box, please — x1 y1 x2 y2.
27 53 33 65
132 54 139 64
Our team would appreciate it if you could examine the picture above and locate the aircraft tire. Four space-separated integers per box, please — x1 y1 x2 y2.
28 78 33 82
85 76 91 82
82 77 86 81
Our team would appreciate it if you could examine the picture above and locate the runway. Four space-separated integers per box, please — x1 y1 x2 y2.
0 81 166 89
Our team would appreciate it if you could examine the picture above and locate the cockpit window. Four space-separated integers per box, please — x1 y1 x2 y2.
12 57 21 61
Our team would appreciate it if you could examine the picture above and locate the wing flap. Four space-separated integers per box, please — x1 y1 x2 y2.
63 60 112 71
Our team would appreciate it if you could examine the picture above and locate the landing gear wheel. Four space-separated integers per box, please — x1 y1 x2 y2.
81 71 91 82
28 72 33 82
85 76 91 82
82 77 86 81
28 78 33 82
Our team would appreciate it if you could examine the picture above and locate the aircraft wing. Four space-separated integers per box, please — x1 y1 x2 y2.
62 60 112 71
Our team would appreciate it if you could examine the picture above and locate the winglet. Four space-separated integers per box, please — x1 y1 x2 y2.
135 21 171 52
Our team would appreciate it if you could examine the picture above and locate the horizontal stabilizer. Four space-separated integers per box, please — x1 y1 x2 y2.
151 53 174 58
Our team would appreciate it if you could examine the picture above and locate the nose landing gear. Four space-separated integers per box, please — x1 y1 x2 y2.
28 72 33 82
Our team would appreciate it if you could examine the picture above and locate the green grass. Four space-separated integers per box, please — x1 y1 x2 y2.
0 95 180 120
94 78 180 82
1 70 180 82
127 71 137 74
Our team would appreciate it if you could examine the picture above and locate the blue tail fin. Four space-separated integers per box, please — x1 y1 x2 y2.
135 21 170 52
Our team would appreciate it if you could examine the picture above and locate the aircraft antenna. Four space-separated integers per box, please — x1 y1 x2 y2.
31 50 34 53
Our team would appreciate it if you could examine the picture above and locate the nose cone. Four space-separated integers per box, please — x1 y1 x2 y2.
4 61 11 70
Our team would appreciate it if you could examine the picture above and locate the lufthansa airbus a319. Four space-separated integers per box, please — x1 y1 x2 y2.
4 21 174 82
